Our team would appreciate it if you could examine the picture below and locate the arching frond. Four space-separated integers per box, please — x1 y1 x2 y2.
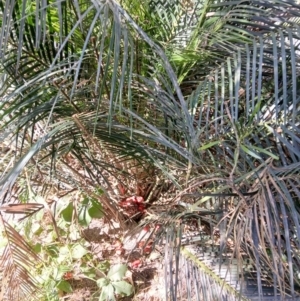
1 0 300 300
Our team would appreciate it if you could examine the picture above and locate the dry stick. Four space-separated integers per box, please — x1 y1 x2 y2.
185 157 193 185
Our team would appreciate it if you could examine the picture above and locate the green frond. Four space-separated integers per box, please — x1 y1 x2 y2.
1 0 300 300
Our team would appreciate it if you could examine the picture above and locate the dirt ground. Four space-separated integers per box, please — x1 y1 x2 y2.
63 218 165 301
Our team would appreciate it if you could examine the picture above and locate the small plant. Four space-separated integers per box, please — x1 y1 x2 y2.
95 263 133 301
29 212 92 299
10 189 134 301
58 193 104 227
12 190 106 300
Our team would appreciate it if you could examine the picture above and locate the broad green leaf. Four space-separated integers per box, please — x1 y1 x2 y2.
81 265 96 279
32 243 42 253
52 267 59 281
90 196 103 208
57 219 68 231
71 244 88 259
240 144 261 160
198 140 222 150
98 260 110 273
107 264 127 281
44 231 56 244
31 222 42 235
61 203 73 222
57 266 72 279
45 245 59 257
56 195 72 213
52 266 72 281
81 197 90 205
59 246 69 255
88 205 104 219
57 280 73 293
112 280 133 296
78 204 92 226
99 283 115 301
97 277 110 288
80 196 103 221
58 246 70 263
35 209 44 221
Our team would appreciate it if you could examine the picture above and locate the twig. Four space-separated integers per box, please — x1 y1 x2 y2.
53 80 81 112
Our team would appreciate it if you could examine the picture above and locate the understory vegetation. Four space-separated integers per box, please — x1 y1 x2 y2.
1 0 300 300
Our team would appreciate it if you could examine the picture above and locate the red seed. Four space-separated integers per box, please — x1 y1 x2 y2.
131 259 142 268
143 225 150 232
135 196 144 203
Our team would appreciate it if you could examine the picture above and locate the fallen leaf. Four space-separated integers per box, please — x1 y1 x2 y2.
118 183 127 195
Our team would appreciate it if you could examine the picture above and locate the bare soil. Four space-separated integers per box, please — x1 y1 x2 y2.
63 218 165 301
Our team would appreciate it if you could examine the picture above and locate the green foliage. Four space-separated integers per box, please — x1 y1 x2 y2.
58 194 104 227
0 0 300 300
0 187 132 301
27 207 131 301
97 264 133 301
79 196 104 225
0 189 109 301
28 218 92 299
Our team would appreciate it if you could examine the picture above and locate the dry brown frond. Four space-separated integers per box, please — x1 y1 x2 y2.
0 203 44 220
0 215 40 301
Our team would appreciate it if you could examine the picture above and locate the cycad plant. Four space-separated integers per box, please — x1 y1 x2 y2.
1 0 300 300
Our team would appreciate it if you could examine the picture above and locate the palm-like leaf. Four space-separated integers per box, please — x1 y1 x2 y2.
0 0 300 300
